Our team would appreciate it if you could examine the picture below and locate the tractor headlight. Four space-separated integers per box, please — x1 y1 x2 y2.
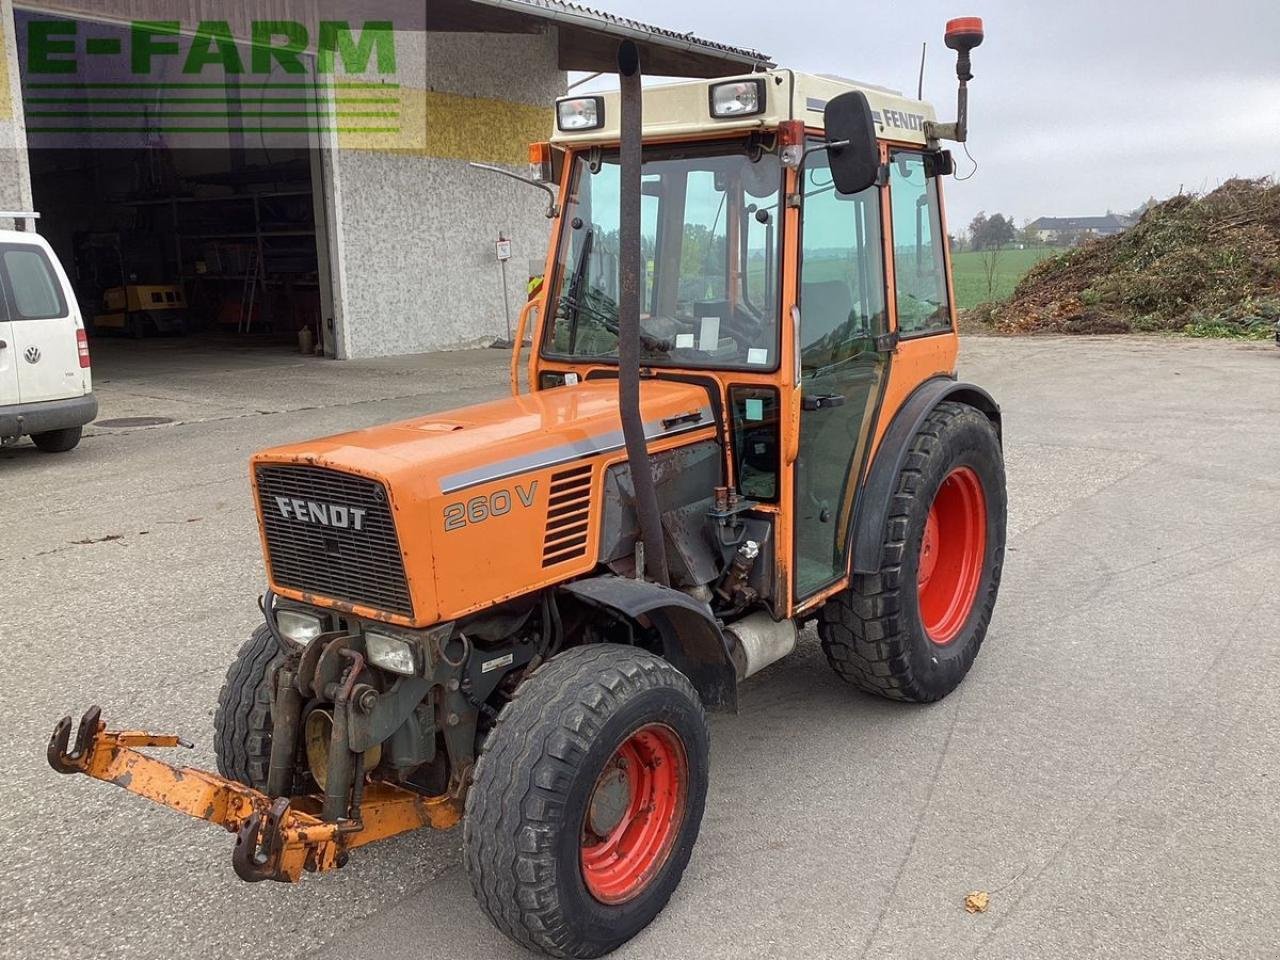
366 631 417 675
556 96 604 131
276 609 323 644
709 79 765 118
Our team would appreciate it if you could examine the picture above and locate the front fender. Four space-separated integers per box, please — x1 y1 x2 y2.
851 377 1002 574
560 576 737 712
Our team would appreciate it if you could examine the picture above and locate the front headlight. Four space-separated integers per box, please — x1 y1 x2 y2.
556 96 604 131
366 631 417 675
276 609 323 644
709 79 765 118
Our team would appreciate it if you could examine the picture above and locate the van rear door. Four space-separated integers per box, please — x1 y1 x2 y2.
0 241 84 403
0 285 17 408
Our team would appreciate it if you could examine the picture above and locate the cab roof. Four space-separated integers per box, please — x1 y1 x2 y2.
550 70 938 148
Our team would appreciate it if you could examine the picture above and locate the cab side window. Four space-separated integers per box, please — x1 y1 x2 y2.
888 153 950 336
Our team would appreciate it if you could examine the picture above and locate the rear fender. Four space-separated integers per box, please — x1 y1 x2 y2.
559 576 737 712
852 377 1002 574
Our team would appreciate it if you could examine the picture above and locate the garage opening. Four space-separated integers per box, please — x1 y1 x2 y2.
16 10 338 382
30 146 324 343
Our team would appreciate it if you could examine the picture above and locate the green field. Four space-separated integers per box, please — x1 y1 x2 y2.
951 247 1063 310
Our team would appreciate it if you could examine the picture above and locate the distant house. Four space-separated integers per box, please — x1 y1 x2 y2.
1027 214 1135 245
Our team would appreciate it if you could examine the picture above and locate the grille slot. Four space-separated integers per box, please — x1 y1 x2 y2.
542 465 593 566
256 465 413 618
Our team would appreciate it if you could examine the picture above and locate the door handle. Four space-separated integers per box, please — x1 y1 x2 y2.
801 393 846 411
661 410 704 430
0 339 7 349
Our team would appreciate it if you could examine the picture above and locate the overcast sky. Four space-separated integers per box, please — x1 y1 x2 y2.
572 0 1280 231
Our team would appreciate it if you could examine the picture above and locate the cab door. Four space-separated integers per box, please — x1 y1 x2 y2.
0 241 82 403
791 152 889 600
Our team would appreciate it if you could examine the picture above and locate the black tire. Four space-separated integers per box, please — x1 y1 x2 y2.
820 401 1006 702
31 426 82 453
464 644 709 959
213 624 283 790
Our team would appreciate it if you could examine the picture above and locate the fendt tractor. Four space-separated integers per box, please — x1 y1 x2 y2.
49 19 1005 958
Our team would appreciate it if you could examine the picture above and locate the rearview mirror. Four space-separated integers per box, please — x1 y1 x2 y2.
823 92 880 195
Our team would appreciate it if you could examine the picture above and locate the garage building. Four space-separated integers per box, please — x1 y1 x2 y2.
0 0 769 366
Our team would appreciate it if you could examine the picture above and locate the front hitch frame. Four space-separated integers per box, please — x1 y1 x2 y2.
46 705 463 883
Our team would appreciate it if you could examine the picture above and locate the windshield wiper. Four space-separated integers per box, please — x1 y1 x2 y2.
563 227 594 354
570 292 673 357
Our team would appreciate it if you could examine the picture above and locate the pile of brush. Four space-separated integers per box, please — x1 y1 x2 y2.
973 178 1280 337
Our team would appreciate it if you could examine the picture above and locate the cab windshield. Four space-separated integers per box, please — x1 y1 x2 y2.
543 140 783 370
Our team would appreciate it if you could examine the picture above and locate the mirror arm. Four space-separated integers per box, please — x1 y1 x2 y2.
796 138 849 171
467 162 561 218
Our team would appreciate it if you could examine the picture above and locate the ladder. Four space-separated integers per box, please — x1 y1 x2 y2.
239 247 260 333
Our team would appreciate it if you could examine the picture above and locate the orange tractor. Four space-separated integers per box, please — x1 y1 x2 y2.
49 20 1003 958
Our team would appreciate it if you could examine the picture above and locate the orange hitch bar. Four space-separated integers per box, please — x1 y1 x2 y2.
48 706 462 882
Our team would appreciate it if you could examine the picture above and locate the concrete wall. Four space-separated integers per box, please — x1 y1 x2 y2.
0 0 33 223
328 28 564 358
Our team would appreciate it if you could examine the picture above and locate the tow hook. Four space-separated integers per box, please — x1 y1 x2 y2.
48 704 193 774
48 705 102 774
232 796 293 882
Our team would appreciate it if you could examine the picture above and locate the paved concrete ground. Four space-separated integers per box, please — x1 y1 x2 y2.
2 335 1278 960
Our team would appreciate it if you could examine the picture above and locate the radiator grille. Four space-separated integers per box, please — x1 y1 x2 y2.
255 465 413 617
542 465 593 566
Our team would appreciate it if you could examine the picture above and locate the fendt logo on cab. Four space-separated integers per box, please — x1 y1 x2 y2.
275 496 367 531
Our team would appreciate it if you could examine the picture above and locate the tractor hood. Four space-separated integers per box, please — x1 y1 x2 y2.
251 379 716 627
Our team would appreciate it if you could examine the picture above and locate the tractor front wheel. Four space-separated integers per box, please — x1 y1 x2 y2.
213 624 284 790
464 644 709 958
820 401 1006 702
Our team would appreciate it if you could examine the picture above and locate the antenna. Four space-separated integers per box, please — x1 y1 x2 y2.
917 41 927 100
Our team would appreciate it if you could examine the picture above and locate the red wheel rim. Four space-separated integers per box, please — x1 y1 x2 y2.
917 466 987 646
580 723 688 904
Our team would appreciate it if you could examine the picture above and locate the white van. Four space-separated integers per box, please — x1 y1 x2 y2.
0 217 97 453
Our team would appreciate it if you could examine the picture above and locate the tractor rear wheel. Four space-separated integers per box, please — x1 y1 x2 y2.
464 644 709 958
820 401 1006 702
213 624 283 790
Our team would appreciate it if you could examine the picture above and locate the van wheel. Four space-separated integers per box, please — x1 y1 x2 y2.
820 401 1006 702
464 644 709 958
31 426 82 453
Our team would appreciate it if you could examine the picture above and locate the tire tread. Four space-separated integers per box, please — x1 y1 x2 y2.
464 644 705 959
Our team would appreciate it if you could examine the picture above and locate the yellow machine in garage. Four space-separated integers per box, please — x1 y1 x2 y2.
94 283 189 337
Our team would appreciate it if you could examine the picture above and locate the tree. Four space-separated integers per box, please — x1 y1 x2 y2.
981 244 1003 298
970 212 1016 297
968 211 1015 251
968 211 988 250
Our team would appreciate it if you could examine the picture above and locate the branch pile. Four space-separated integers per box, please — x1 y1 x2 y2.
976 178 1280 337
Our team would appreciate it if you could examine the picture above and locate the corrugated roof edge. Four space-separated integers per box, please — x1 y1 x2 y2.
465 0 775 69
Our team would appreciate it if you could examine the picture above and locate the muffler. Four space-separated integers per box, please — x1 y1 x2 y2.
724 612 798 680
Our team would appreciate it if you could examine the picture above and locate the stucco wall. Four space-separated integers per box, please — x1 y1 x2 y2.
328 28 564 358
0 0 33 223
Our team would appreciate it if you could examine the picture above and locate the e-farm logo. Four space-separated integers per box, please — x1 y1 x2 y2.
23 19 401 138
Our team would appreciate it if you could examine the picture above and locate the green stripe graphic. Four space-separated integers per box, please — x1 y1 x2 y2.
27 111 400 118
25 97 400 105
27 82 400 90
27 126 402 134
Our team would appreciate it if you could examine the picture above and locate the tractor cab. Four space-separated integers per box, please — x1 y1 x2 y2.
520 70 960 609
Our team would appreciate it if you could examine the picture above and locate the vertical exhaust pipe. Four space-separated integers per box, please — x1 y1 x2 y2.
616 40 669 586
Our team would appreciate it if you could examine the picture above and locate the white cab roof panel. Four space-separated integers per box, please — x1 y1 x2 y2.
551 70 938 147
